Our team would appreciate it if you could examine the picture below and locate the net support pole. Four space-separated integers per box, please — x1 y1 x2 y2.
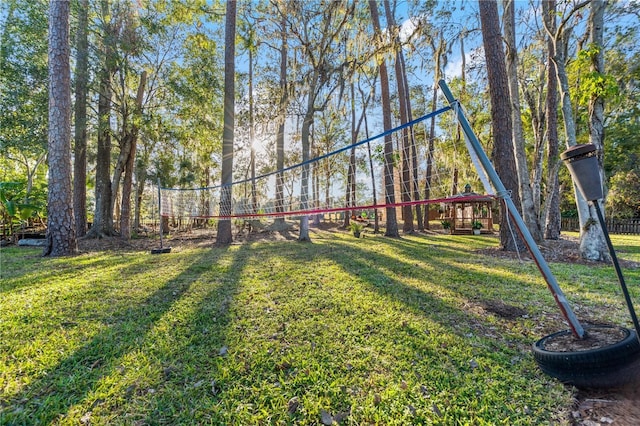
593 201 640 343
438 79 585 339
157 178 164 250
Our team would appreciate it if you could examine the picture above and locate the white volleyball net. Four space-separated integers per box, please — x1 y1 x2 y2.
158 103 496 227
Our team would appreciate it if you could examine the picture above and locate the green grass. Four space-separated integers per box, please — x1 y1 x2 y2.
1 230 639 425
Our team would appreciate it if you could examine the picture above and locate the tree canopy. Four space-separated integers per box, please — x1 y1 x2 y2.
1 0 639 249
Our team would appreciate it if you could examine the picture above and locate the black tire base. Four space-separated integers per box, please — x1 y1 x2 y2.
150 247 172 254
533 325 640 388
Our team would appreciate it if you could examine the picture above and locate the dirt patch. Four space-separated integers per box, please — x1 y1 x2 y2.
572 362 640 425
477 299 528 320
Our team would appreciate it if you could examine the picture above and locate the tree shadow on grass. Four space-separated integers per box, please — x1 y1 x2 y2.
380 234 608 327
0 245 250 424
107 244 256 424
0 250 149 295
318 235 555 343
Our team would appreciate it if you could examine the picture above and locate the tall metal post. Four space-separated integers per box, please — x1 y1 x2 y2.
439 80 585 339
592 202 640 342
157 178 164 250
561 142 640 343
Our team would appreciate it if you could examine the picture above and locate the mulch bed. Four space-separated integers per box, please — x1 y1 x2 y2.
541 327 628 352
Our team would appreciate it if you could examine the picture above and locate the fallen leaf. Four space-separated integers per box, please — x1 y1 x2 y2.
420 385 430 397
163 366 176 379
287 397 299 414
334 410 350 422
432 404 442 417
320 409 333 425
276 361 292 370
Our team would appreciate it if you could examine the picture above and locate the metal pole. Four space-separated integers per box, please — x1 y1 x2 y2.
439 79 586 339
157 178 163 250
593 201 640 342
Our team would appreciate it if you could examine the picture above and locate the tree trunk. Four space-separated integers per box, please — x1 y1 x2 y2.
503 0 542 242
360 84 380 233
111 141 134 227
425 81 438 230
324 158 331 212
345 80 373 229
384 0 413 233
87 0 116 238
585 0 609 260
550 0 607 260
120 71 146 240
424 37 445 229
216 0 236 245
542 0 562 240
249 47 257 214
118 133 134 239
298 107 313 242
369 0 399 237
344 82 357 229
402 52 422 230
45 0 76 256
133 167 146 232
274 16 287 227
478 0 524 252
523 62 546 223
111 130 132 224
73 0 88 238
312 128 321 226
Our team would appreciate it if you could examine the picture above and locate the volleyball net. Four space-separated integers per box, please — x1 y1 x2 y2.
158 101 496 224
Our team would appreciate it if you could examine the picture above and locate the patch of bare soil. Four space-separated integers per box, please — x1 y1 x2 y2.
478 235 640 425
572 361 640 426
475 298 529 320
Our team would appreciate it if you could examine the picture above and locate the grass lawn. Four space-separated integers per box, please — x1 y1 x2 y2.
1 229 639 425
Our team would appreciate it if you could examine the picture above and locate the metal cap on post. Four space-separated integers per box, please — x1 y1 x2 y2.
560 144 603 201
561 143 640 344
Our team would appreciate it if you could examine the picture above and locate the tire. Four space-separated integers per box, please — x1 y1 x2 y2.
533 325 640 388
150 247 171 254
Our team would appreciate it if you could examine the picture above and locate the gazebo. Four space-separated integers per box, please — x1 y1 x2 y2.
440 184 495 234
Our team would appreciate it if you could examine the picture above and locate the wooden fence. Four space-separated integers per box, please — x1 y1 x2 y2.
562 218 640 235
